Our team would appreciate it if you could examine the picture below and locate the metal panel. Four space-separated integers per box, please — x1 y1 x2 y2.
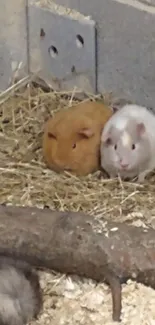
28 3 97 94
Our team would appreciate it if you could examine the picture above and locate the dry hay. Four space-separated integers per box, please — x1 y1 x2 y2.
0 83 155 325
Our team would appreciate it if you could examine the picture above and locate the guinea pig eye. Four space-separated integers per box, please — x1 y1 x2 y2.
72 143 76 149
114 144 117 150
48 132 56 139
132 144 136 150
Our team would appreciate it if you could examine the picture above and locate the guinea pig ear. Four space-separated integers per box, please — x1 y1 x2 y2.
78 127 94 138
103 135 112 147
47 132 57 139
136 123 145 136
101 125 113 146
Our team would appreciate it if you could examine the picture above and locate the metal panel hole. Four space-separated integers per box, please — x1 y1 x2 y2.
76 35 84 48
48 46 58 58
40 28 46 38
71 65 76 73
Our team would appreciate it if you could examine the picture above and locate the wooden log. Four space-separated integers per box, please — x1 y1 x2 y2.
0 204 155 322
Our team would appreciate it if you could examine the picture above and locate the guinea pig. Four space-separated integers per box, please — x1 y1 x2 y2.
100 104 155 182
0 256 42 325
42 100 113 176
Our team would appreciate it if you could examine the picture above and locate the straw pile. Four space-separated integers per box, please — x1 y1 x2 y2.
0 82 155 325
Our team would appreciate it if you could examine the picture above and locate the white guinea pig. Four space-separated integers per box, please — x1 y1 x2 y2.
100 104 155 182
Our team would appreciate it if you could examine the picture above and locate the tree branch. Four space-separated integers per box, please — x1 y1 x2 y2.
0 204 154 322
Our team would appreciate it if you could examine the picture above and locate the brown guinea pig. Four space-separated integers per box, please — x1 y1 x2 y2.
42 100 113 176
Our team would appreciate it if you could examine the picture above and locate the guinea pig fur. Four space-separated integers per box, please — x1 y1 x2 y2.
100 104 155 182
42 100 113 176
0 256 42 325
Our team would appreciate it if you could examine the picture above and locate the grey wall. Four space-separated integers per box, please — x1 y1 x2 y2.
53 0 155 108
1 0 155 109
0 0 28 91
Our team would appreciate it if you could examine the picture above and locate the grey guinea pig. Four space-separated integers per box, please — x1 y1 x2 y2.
0 256 42 325
100 104 155 182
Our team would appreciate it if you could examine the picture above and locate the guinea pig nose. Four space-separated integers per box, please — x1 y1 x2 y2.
120 162 129 168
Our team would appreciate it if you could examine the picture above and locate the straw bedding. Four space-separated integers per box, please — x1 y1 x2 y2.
0 83 155 325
